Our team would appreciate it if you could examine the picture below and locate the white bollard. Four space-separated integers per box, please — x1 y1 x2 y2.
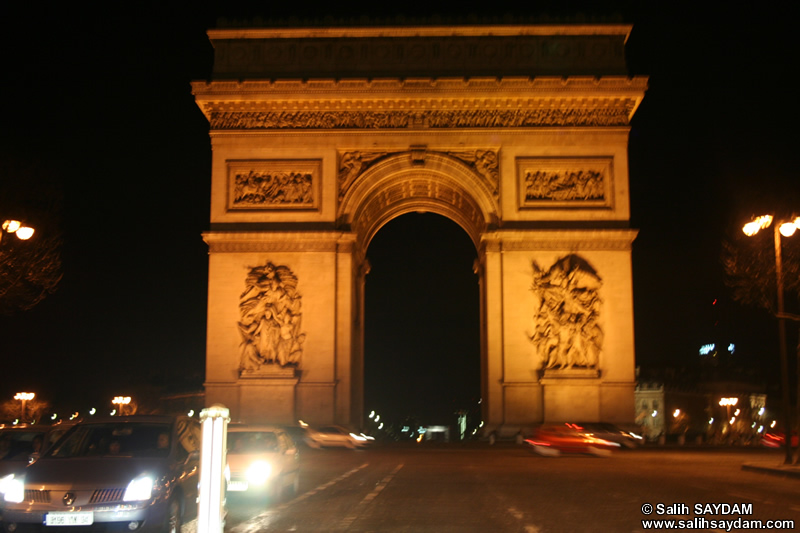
198 405 230 533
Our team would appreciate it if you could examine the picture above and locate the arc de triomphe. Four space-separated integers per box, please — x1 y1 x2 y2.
192 24 647 432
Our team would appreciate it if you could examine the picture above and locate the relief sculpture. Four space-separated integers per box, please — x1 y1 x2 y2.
338 151 389 200
447 149 499 197
529 254 603 370
210 107 634 130
238 263 306 374
524 169 604 201
233 170 313 207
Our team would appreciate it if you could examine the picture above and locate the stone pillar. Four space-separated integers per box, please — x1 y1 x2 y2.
481 241 505 429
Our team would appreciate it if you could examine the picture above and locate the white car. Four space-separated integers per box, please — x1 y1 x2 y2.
304 425 373 449
226 426 299 501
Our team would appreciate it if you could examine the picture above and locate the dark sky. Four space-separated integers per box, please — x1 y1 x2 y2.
0 2 798 421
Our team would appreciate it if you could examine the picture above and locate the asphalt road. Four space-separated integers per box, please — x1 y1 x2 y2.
222 443 800 532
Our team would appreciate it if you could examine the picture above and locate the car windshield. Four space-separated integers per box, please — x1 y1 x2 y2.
228 431 279 453
48 423 172 458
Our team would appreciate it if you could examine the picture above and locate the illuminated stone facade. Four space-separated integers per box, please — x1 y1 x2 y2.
193 25 647 430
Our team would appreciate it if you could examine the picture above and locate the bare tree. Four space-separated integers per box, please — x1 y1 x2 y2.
0 155 63 315
0 398 52 424
722 231 800 314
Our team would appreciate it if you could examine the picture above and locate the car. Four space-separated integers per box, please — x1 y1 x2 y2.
0 415 201 533
761 431 799 448
524 423 620 457
225 425 299 501
573 422 643 449
304 425 373 449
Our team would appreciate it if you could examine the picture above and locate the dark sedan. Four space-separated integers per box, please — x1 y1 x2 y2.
0 415 201 533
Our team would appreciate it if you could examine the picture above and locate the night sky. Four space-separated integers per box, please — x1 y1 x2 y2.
1 2 798 423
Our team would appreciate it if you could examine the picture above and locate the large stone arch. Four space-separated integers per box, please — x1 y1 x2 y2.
194 23 647 434
339 150 499 251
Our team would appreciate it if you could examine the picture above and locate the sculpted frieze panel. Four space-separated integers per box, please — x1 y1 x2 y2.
517 157 613 209
238 262 306 376
209 105 636 131
227 160 321 211
528 254 603 372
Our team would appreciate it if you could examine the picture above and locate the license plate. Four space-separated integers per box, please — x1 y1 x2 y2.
45 512 94 526
227 481 249 492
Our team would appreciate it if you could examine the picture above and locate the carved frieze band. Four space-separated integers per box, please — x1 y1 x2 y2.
517 157 613 209
208 105 637 130
227 160 321 211
338 149 498 201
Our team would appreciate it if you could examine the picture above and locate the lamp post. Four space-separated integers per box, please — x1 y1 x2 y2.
719 397 738 425
112 396 131 416
743 214 800 464
14 392 35 423
1 220 35 243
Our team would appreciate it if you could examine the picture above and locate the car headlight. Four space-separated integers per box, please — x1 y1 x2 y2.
123 475 155 502
349 433 367 442
1 474 25 503
245 461 272 485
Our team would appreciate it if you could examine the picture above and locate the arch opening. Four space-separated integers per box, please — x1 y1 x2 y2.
363 213 481 438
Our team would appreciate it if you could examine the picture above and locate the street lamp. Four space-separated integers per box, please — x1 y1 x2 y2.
14 392 35 423
112 396 131 416
743 214 800 465
1 220 35 243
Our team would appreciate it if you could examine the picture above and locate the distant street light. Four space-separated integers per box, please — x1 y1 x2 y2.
743 214 800 465
14 392 35 423
1 220 35 243
112 396 131 416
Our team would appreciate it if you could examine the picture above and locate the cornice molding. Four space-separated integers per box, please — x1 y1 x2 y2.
192 76 648 98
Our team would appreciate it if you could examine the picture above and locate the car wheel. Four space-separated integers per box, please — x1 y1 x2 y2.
164 498 181 533
533 446 560 457
587 446 612 457
286 472 299 497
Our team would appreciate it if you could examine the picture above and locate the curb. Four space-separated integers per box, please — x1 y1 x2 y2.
742 463 800 480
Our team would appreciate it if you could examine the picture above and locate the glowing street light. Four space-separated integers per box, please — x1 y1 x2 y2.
14 392 35 422
743 214 799 465
112 396 131 416
1 220 35 243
